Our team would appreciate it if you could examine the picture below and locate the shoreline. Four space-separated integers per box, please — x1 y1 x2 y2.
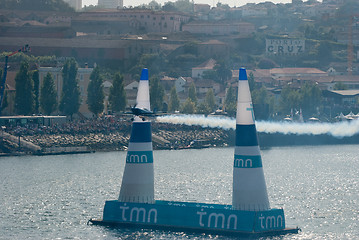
2 120 359 156
0 123 232 155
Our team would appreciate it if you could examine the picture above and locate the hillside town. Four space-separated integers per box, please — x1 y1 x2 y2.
1 0 359 154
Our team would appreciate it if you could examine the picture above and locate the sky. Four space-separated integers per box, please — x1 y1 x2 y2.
82 0 291 8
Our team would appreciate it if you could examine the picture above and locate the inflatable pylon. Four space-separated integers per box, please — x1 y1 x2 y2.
118 68 154 203
232 68 270 211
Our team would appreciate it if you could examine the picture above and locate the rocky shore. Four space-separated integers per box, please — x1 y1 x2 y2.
0 118 233 155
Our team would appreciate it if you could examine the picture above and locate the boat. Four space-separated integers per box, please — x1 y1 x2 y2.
89 68 300 236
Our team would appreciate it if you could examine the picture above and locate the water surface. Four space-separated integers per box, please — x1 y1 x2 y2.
0 145 358 239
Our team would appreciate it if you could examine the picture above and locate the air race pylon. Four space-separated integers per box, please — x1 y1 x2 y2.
232 68 270 211
118 68 154 203
90 67 299 236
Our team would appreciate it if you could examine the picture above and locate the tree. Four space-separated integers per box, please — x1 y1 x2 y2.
258 58 278 69
316 41 332 66
0 68 4 113
150 76 164 111
181 98 196 114
59 59 80 118
162 2 177 11
87 67 104 117
40 72 57 115
188 82 197 104
279 85 301 114
205 89 216 112
109 72 126 113
248 72 256 91
225 86 237 117
15 61 35 115
32 70 40 114
214 60 232 84
1 91 8 114
148 0 161 10
300 82 322 117
0 0 74 11
168 86 180 112
252 87 269 120
333 82 348 90
196 102 211 115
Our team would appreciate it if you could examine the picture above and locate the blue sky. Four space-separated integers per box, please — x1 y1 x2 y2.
83 0 292 8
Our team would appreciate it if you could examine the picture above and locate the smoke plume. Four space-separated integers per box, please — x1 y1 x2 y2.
156 115 359 138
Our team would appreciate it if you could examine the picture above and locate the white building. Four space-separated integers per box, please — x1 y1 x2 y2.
98 0 123 9
63 0 82 11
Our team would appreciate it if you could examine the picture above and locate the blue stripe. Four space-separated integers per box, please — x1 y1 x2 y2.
234 155 262 168
235 124 259 146
239 68 247 81
140 68 148 80
130 122 152 142
126 151 153 163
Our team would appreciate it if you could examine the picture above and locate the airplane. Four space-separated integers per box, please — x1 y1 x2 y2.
131 105 154 117
126 105 165 121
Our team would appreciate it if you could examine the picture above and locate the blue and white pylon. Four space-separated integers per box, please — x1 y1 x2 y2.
118 68 155 203
232 68 270 211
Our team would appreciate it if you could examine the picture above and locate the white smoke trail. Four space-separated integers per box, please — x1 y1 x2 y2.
156 114 359 138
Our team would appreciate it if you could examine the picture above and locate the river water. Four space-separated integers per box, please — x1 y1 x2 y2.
0 145 358 239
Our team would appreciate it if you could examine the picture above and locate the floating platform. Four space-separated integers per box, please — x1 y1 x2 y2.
89 200 299 237
90 68 299 237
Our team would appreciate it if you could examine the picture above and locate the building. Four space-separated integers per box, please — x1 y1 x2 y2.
38 65 94 117
192 59 216 79
182 21 255 36
63 0 82 11
323 89 359 106
98 0 124 9
232 67 329 88
73 9 190 34
198 40 229 59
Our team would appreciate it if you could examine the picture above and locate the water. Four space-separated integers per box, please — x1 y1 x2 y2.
0 145 358 239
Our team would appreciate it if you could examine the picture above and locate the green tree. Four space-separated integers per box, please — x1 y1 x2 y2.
196 102 211 115
150 76 164 111
32 70 40 114
188 82 197 104
15 61 34 115
0 0 74 11
109 72 127 113
181 98 196 114
279 85 301 114
87 67 104 116
0 68 4 112
252 86 268 106
299 82 322 117
40 72 57 115
316 41 332 66
162 2 177 11
214 60 232 84
60 59 80 118
333 82 348 90
248 72 256 91
168 86 180 112
148 0 161 10
225 85 237 117
205 89 216 112
1 91 8 114
174 0 194 13
252 86 269 120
